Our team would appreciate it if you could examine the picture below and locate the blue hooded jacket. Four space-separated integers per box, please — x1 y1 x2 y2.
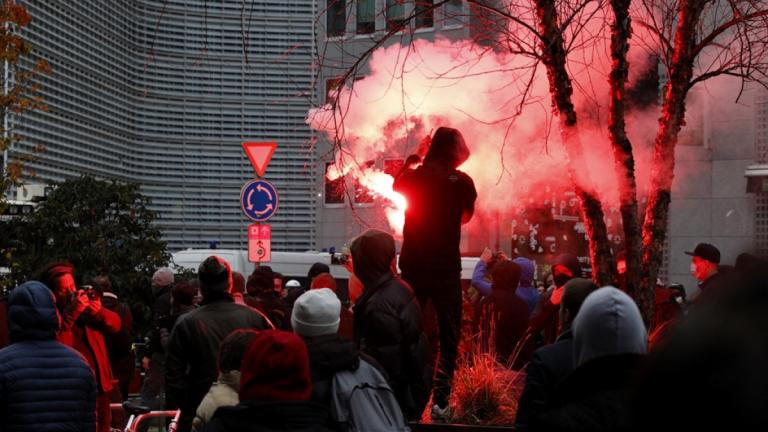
513 257 540 314
0 281 97 432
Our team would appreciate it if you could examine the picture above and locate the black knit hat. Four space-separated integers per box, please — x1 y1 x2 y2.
198 255 231 293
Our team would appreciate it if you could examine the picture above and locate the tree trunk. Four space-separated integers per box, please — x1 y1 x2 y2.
535 0 615 285
607 0 644 316
641 0 707 323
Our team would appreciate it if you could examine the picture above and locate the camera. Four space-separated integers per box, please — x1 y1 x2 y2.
81 285 100 300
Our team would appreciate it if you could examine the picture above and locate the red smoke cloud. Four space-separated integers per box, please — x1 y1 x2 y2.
307 5 711 241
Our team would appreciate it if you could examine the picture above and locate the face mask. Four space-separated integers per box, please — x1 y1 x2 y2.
690 263 697 275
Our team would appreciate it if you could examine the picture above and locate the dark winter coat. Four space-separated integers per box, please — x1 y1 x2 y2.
166 298 269 429
534 354 644 432
515 331 574 430
0 297 8 349
529 254 582 347
102 294 134 392
302 333 360 405
0 281 97 432
533 287 647 432
353 273 431 420
480 260 529 364
59 295 122 394
144 285 172 358
203 401 334 432
393 127 477 277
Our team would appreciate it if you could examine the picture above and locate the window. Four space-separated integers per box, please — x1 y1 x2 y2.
443 0 464 27
325 78 344 105
386 0 407 31
415 0 434 29
357 0 375 34
354 160 375 203
325 162 345 204
384 158 404 177
327 0 346 37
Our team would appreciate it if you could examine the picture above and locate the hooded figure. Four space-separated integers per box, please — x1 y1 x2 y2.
393 127 477 417
165 256 269 431
205 330 334 432
0 281 97 431
535 287 647 431
516 278 599 430
528 253 583 346
394 127 476 276
350 229 431 420
514 257 540 314
480 260 530 365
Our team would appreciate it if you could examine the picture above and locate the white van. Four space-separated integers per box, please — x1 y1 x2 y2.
172 248 478 284
171 249 350 281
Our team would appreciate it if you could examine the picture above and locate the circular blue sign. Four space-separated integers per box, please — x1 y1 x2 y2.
240 180 279 222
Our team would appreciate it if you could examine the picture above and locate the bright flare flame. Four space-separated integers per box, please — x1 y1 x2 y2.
326 165 407 235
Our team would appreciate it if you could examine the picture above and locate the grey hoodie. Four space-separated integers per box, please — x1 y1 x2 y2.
571 287 647 367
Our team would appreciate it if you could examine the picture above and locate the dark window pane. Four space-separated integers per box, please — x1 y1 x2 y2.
357 0 375 34
415 0 434 28
325 162 345 204
325 78 344 105
326 0 346 37
386 0 406 31
354 161 375 203
384 159 404 177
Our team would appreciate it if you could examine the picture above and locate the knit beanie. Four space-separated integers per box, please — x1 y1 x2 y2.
239 330 312 402
198 256 231 293
291 288 341 337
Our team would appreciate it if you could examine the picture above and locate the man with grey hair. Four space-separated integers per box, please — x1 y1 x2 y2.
166 256 269 432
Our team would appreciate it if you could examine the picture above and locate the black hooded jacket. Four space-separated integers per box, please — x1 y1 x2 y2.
350 229 432 419
481 260 530 364
394 127 477 276
530 254 583 346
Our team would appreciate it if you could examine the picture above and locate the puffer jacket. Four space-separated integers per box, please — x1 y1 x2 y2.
192 371 240 432
0 281 97 432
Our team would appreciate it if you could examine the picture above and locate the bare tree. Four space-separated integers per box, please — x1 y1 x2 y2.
312 0 768 321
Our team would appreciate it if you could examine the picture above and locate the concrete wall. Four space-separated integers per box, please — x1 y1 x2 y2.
666 81 756 297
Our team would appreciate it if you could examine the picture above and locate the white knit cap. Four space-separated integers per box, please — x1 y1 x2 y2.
291 288 341 337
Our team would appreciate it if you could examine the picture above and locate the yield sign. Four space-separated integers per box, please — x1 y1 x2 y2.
242 142 277 177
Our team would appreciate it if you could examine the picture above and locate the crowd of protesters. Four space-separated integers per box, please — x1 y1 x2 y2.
1 127 767 432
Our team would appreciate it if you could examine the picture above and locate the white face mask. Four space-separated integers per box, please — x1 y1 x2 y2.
690 262 697 275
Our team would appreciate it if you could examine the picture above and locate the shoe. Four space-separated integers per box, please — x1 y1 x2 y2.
431 403 450 422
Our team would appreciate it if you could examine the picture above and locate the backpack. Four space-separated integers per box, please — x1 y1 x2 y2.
330 359 410 432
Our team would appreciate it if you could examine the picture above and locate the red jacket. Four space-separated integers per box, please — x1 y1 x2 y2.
59 304 122 393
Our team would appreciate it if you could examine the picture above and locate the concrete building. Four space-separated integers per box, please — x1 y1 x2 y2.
7 0 316 251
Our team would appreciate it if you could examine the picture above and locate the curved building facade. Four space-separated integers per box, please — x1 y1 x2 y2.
11 0 316 251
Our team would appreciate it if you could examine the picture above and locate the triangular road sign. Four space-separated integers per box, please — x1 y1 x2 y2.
243 142 277 177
